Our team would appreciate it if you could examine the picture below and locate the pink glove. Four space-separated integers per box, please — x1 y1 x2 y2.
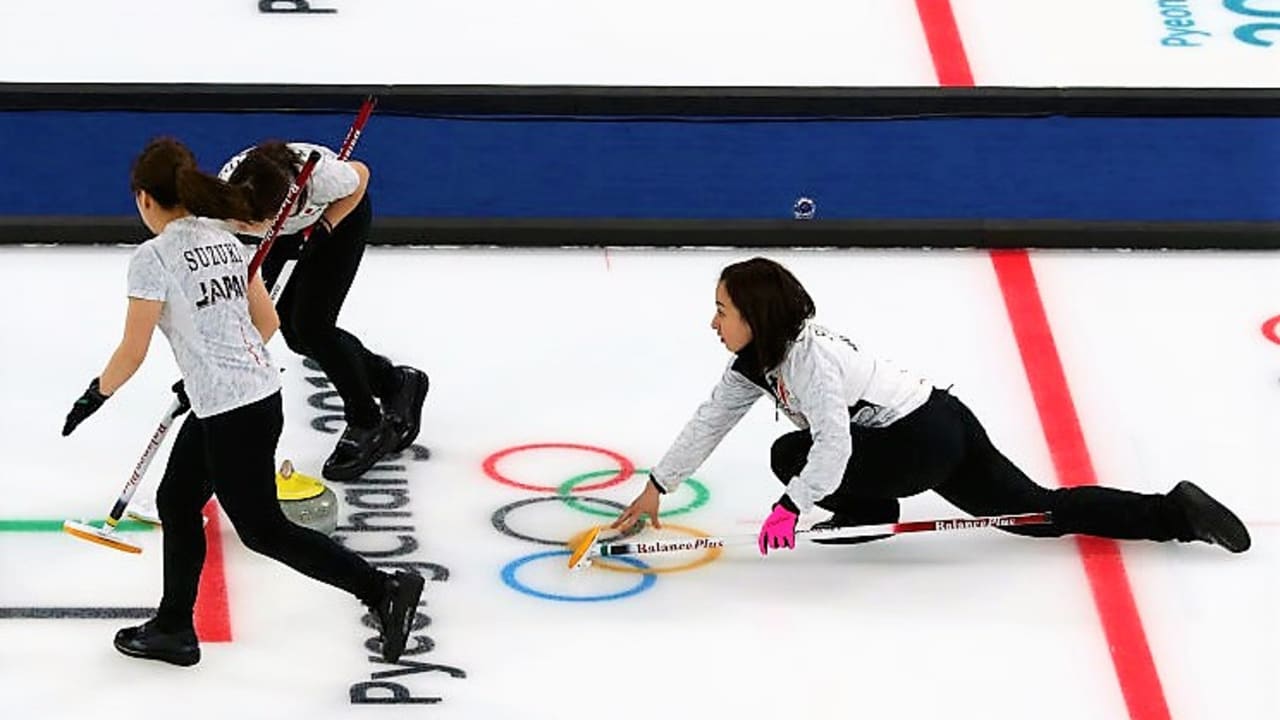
758 502 799 556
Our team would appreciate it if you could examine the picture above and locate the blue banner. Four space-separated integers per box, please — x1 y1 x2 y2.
1 111 1275 222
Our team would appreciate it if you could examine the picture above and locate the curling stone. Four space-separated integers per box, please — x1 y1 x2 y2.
276 460 339 535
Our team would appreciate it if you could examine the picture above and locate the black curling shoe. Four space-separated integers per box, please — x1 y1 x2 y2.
322 420 398 481
370 570 425 663
1169 481 1251 553
383 366 429 452
809 514 894 546
114 620 200 667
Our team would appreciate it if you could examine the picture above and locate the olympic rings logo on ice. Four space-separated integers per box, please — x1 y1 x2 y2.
483 443 722 602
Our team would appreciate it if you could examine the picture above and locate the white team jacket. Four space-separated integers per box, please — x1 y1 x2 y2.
650 323 933 512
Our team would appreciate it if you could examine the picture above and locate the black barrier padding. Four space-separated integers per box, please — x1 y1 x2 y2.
2 83 1279 118
3 216 1277 250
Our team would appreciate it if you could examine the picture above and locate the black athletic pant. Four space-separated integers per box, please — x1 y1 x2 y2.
153 392 383 631
263 195 395 429
770 388 1194 541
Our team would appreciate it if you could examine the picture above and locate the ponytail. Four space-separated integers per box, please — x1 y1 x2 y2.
227 141 295 221
226 151 291 221
174 166 254 221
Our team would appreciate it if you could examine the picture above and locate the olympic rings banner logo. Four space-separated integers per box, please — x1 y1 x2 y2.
482 443 722 603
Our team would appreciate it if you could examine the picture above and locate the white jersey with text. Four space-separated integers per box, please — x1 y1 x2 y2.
650 322 933 512
127 217 281 418
218 142 360 236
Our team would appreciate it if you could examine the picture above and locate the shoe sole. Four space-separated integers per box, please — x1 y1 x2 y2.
113 641 201 667
126 510 162 527
392 370 429 453
812 534 893 546
381 573 426 663
124 512 209 529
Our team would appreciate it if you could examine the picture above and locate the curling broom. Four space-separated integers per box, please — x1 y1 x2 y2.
567 511 1053 570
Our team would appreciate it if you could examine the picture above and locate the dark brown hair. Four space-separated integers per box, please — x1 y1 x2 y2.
228 141 300 221
719 257 815 370
130 137 288 222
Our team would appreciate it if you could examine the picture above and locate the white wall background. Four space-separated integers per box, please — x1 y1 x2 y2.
0 0 1274 86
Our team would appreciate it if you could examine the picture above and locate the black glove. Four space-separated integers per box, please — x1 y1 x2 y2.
305 217 333 244
171 380 191 416
62 377 110 436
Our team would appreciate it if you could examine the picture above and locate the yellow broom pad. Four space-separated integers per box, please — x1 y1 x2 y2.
62 520 143 554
